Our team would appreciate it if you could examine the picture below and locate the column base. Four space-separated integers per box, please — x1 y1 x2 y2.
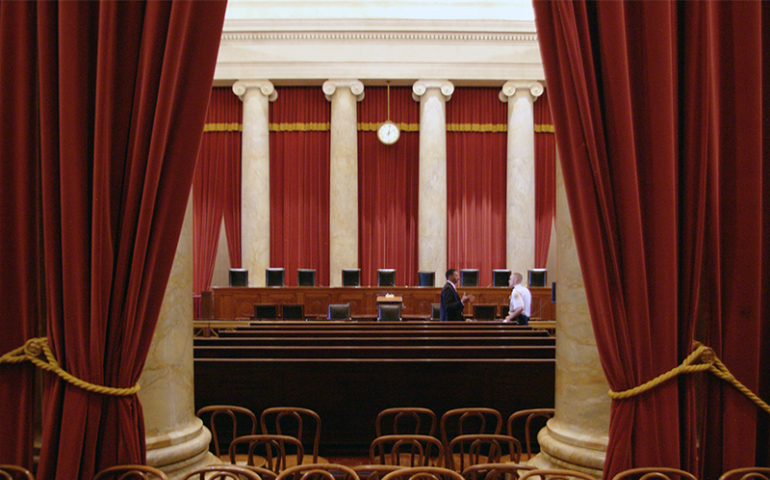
146 419 216 480
529 423 606 478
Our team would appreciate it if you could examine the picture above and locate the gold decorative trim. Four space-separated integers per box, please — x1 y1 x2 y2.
269 122 330 132
204 123 242 132
535 124 555 133
447 123 507 133
358 122 419 132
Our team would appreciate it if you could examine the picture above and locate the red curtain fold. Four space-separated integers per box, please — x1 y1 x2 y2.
357 86 420 286
0 1 226 478
534 90 556 268
534 1 768 478
446 87 507 287
270 87 331 286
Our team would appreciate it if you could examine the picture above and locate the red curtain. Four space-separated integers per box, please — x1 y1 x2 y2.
270 87 331 286
193 88 242 301
357 86 420 286
446 87 507 287
534 1 769 478
534 90 556 268
0 1 226 478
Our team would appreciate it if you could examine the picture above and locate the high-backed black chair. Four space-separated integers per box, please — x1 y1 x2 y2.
460 269 479 287
282 304 305 320
255 304 279 320
266 268 285 287
431 304 441 320
378 269 396 287
472 304 497 321
230 268 249 287
418 271 435 287
492 269 511 287
342 269 361 287
378 304 402 321
528 269 547 287
297 269 316 287
328 303 350 320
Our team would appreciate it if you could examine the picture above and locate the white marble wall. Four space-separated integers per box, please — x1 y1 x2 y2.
414 80 454 285
324 79 364 286
140 196 215 478
234 80 276 287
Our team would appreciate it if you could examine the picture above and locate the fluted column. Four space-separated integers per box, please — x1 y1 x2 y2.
499 81 542 277
233 80 277 287
323 79 364 287
530 157 609 476
413 79 454 286
141 195 215 478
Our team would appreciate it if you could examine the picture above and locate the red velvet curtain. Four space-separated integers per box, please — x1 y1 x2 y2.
358 86 420 286
446 87 507 287
193 88 242 300
270 87 331 286
534 90 556 268
534 1 769 478
0 1 225 478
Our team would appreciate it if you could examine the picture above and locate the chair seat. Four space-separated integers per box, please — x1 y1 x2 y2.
223 453 267 468
279 455 330 469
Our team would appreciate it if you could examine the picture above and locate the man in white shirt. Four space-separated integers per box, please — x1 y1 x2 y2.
504 272 532 325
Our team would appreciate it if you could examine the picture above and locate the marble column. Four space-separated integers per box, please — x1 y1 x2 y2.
530 157 610 476
233 80 277 287
413 80 454 286
323 79 364 287
499 81 542 277
140 195 216 478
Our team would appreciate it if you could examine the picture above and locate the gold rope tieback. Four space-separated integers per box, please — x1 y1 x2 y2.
609 342 770 416
0 337 140 396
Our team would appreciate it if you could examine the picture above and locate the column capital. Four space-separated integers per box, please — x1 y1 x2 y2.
233 80 277 102
412 79 455 102
499 81 544 103
323 79 365 102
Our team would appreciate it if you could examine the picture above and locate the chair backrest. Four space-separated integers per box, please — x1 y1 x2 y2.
380 466 464 480
267 268 285 287
229 434 305 473
611 468 698 480
431 304 441 320
460 269 478 287
375 407 438 438
181 465 262 480
461 462 536 480
351 465 404 480
472 304 496 321
328 303 350 320
418 271 435 287
719 468 770 480
446 434 521 472
92 466 169 480
196 405 258 458
229 268 249 287
260 407 322 463
519 469 598 480
282 304 305 321
0 465 35 480
439 408 502 469
342 269 361 287
297 269 316 287
255 304 279 320
492 270 510 287
370 434 445 467
378 269 396 287
506 408 554 458
276 464 360 480
378 304 402 321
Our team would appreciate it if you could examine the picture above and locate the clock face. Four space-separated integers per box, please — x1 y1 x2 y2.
377 121 400 145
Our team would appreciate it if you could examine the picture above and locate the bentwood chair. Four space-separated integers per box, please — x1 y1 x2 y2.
376 407 438 438
380 466 464 480
229 435 305 474
719 468 770 480
611 467 698 480
351 465 405 480
260 407 328 467
439 408 503 470
506 408 554 460
445 434 521 472
370 434 445 467
92 465 169 480
196 405 262 464
182 465 262 480
519 469 599 480
462 462 536 480
276 464 360 480
0 465 35 480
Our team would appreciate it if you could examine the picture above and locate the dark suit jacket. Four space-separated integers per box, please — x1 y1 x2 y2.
440 282 464 321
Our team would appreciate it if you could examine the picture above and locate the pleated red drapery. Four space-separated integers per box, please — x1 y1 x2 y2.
446 87 507 287
534 1 769 478
270 87 331 286
193 88 242 301
357 86 420 286
534 90 556 268
0 1 226 478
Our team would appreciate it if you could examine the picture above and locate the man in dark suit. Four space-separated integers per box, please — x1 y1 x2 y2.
440 268 474 321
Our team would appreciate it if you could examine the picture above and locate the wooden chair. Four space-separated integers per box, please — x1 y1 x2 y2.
92 465 169 480
507 408 554 460
519 469 599 480
229 434 305 474
181 465 262 480
197 405 265 466
376 408 438 438
370 435 445 467
0 465 35 480
380 466 464 480
445 434 521 472
260 407 328 467
461 462 536 480
719 468 770 480
611 467 697 480
276 464 360 480
351 465 405 480
439 408 502 470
